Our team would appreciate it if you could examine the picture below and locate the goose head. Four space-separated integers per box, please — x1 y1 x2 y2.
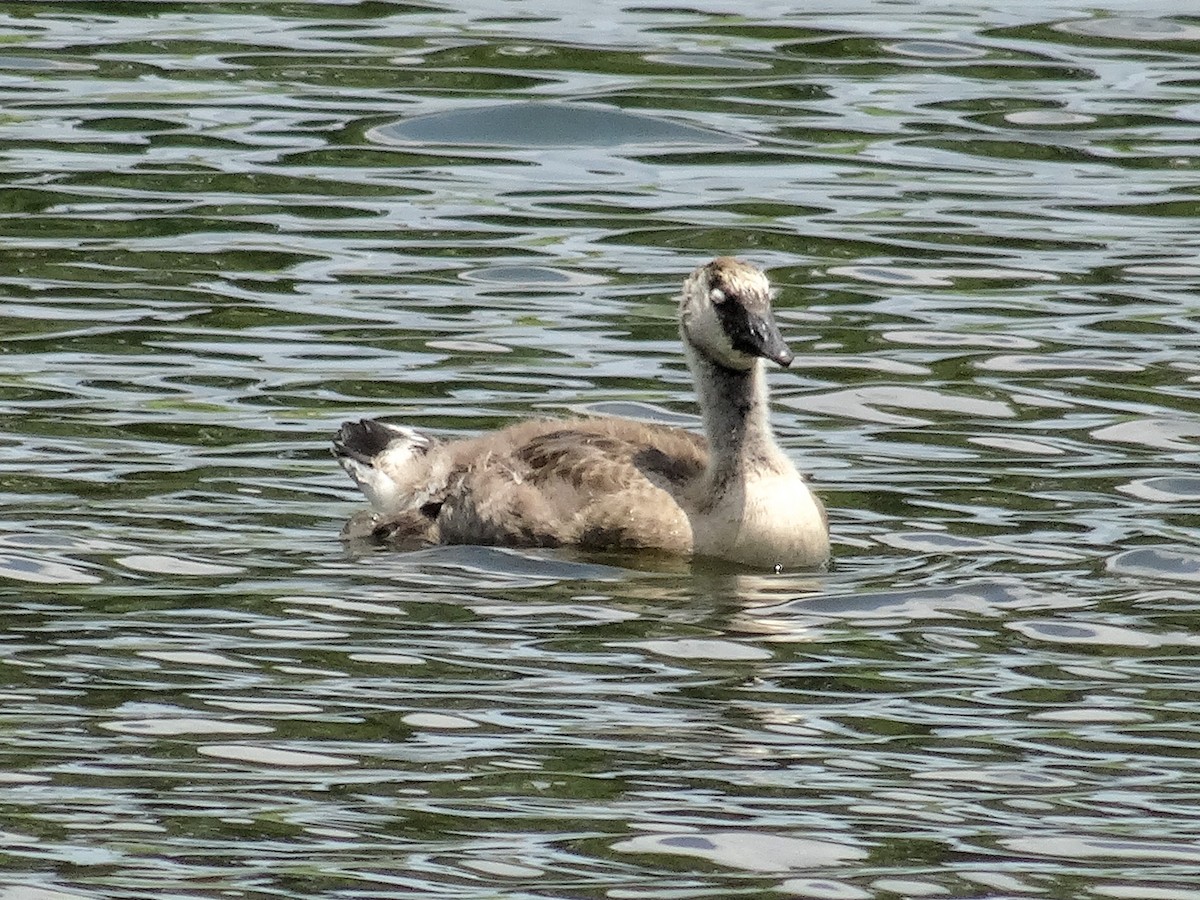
679 257 793 371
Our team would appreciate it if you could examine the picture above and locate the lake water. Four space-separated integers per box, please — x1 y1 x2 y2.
2 1 1199 897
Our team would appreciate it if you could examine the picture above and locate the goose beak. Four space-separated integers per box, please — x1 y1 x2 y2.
750 312 794 368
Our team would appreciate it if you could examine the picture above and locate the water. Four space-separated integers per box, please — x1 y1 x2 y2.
2 1 1199 897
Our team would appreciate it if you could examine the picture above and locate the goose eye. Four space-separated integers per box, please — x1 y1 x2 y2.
709 288 727 304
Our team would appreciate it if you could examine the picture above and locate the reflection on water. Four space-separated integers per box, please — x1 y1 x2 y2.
2 2 1200 898
371 102 744 148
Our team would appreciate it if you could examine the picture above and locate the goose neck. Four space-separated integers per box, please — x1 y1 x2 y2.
688 348 779 480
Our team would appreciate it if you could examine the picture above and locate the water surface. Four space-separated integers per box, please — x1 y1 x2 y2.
2 2 1200 898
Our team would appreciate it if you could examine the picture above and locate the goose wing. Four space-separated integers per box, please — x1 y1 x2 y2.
437 420 707 552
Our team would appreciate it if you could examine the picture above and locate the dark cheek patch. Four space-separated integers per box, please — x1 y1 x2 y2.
713 301 757 355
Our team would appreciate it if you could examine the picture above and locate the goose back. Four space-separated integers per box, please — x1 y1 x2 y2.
340 416 708 554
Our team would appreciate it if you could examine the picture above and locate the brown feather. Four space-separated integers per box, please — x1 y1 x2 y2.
425 417 705 552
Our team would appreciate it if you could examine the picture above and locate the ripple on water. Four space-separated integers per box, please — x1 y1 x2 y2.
459 265 607 286
138 651 257 669
0 888 101 900
880 532 1086 561
881 330 1040 350
1118 476 1200 502
869 879 951 897
792 581 1087 621
115 554 244 576
1003 110 1098 126
272 595 410 617
884 40 987 59
0 55 94 71
99 718 273 736
468 601 639 623
977 354 1143 373
369 102 747 149
611 832 867 872
784 386 1015 426
356 545 630 588
1001 835 1200 863
1009 618 1200 647
1091 419 1200 451
1029 708 1153 724
197 745 358 767
346 652 425 665
644 52 772 70
913 767 1076 789
967 435 1066 455
401 712 480 729
1107 547 1200 583
625 638 774 661
1055 17 1200 41
0 554 100 585
826 265 1056 287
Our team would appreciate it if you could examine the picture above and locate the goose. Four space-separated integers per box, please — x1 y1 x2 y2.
333 257 829 569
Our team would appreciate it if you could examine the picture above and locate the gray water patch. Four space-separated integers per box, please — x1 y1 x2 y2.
913 767 1076 789
402 712 480 729
197 744 358 767
778 879 872 899
0 554 100 585
1029 708 1153 724
1117 476 1200 501
0 887 100 900
880 330 1039 350
624 638 774 661
1055 17 1200 41
977 354 1141 373
827 265 1056 287
1107 546 1200 582
968 435 1066 455
99 718 273 736
1001 835 1200 863
571 400 699 427
368 102 746 149
884 40 987 59
1091 419 1200 451
403 545 629 584
1008 618 1200 648
1004 109 1097 126
869 879 950 897
0 56 94 72
612 831 867 872
644 52 771 70
459 265 605 286
874 533 1084 563
115 554 244 576
138 650 257 669
792 582 1085 621
784 385 1015 427
425 339 512 353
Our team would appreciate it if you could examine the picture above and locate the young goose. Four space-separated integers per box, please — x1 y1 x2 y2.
333 257 829 569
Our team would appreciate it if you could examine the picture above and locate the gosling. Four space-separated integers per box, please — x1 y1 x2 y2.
333 257 829 569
